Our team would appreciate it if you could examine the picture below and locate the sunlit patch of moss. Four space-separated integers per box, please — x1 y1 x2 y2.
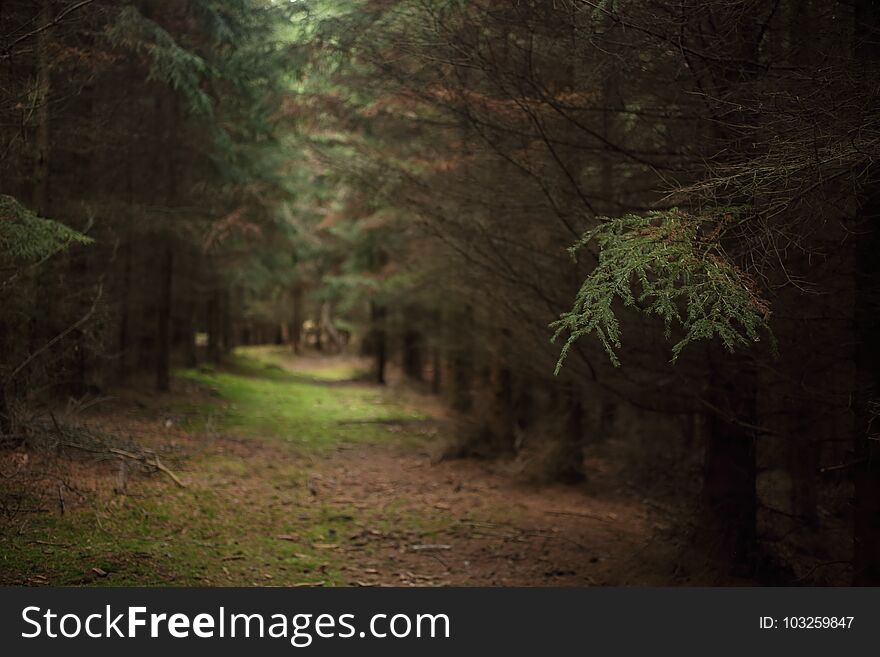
176 351 425 449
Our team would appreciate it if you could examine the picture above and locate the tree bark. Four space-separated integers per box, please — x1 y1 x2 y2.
155 236 173 391
486 324 516 454
206 288 221 364
320 301 344 353
155 89 177 392
0 319 11 437
852 179 880 584
402 305 423 381
488 349 514 453
370 301 387 384
182 297 198 368
289 285 303 354
221 287 233 353
32 0 51 216
851 0 880 588
697 352 758 568
449 306 473 413
556 383 586 483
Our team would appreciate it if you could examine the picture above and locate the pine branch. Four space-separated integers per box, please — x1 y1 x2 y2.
0 0 96 60
552 208 773 371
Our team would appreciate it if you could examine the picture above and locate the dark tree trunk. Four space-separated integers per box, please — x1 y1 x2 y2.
182 298 198 368
207 288 221 364
488 351 514 453
155 237 173 391
697 353 758 569
852 181 880 584
370 301 387 384
430 309 443 394
450 306 473 413
487 324 515 453
852 0 880 588
787 410 819 530
0 320 11 437
155 87 177 391
431 346 442 394
402 306 424 382
0 386 10 438
117 229 133 381
290 286 303 354
221 287 233 353
314 321 323 352
32 0 51 216
556 383 586 483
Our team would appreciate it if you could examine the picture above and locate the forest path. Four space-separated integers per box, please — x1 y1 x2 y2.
1 347 665 586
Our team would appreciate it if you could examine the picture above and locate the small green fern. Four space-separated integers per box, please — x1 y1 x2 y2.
552 208 772 371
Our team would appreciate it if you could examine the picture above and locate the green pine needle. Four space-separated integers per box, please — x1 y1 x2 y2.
552 208 772 372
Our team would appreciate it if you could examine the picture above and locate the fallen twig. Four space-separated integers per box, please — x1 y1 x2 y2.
410 544 452 551
152 455 185 488
61 441 186 488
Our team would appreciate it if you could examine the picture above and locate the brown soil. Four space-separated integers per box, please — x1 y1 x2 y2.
305 441 672 586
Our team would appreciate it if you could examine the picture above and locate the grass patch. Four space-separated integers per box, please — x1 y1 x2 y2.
176 349 425 449
1 486 355 586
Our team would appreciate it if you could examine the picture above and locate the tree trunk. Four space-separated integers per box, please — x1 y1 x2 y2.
206 288 221 364
32 0 51 216
697 353 758 569
787 410 819 530
221 287 233 353
851 0 880 588
429 309 443 394
0 320 11 437
555 383 586 483
488 350 514 453
182 297 198 368
449 306 473 413
321 301 343 353
117 226 133 381
155 88 177 391
290 286 303 354
431 346 442 394
852 179 880 584
486 325 515 453
370 301 387 384
402 306 423 382
155 237 173 391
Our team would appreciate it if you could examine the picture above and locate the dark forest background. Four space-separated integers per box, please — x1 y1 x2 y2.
1 0 880 586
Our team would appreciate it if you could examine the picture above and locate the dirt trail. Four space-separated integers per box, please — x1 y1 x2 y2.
1 349 673 586
229 350 666 586
306 441 660 586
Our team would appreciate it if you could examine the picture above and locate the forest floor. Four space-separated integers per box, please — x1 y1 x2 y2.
0 346 681 586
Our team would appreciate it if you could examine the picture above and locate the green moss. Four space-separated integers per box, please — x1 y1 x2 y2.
176 349 425 449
